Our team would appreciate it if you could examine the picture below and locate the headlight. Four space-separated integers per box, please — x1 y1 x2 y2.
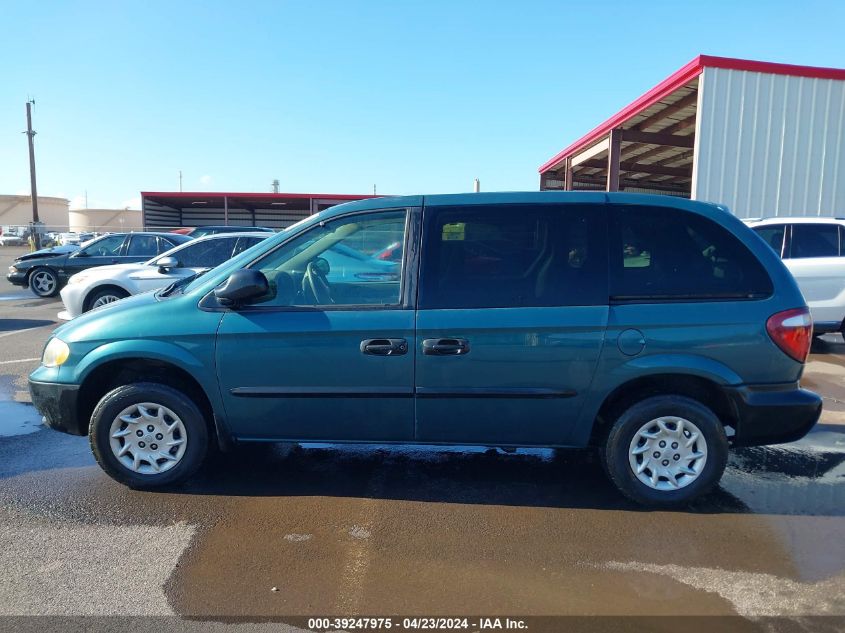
68 274 89 285
42 338 70 368
8 266 17 273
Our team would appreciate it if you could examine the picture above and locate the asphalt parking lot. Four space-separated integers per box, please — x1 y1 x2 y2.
0 245 844 627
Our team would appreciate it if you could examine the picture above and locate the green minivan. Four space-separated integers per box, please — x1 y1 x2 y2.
29 192 822 506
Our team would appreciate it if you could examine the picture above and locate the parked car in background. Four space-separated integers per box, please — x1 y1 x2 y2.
7 244 79 266
58 233 82 245
172 225 276 238
0 233 26 246
58 232 270 319
748 217 845 335
318 242 400 284
7 232 191 297
30 193 820 506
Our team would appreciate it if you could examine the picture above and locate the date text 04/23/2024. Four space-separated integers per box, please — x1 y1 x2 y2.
306 617 528 630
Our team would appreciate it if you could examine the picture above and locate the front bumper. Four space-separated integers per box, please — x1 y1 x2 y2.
29 379 82 436
726 383 822 447
6 271 27 287
59 284 84 319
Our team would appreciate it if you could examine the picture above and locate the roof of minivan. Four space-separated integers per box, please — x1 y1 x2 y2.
747 216 845 226
322 191 731 219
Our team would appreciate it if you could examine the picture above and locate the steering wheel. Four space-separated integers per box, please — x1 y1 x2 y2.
302 258 333 304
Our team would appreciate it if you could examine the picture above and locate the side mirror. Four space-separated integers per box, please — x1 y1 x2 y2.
157 256 178 273
214 269 269 307
73 250 89 258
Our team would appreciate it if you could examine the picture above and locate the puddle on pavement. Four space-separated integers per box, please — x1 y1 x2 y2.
0 401 43 437
0 373 42 437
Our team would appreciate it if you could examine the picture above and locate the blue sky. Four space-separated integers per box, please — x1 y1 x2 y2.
1 0 844 209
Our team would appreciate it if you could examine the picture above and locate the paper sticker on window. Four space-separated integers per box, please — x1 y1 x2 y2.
442 223 465 241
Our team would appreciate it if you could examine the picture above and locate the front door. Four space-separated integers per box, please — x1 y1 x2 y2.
216 207 418 441
414 201 609 446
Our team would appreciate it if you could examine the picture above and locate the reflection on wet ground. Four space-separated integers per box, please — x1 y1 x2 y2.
1 422 843 617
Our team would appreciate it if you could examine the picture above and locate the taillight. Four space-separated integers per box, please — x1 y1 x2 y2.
766 307 813 363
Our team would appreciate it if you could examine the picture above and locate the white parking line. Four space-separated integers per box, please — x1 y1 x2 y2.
0 358 40 365
0 325 50 339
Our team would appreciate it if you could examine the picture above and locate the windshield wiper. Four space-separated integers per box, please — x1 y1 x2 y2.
158 269 210 297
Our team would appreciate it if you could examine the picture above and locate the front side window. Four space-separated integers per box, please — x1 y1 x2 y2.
248 210 407 307
611 206 772 300
788 224 840 258
232 236 264 256
77 234 125 257
419 204 607 309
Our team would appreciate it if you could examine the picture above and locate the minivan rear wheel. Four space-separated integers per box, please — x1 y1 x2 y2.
602 395 728 507
89 382 209 489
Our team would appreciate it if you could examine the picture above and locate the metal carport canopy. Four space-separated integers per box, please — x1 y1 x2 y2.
141 191 379 230
538 55 845 198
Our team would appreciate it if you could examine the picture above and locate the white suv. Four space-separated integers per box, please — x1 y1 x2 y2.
748 217 845 335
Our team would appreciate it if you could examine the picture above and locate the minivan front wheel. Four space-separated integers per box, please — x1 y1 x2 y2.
602 395 728 507
90 383 209 489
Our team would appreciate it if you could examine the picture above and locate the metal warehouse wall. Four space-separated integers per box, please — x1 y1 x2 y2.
693 67 845 218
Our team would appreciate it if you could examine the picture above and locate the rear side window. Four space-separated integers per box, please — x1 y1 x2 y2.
611 206 772 301
788 224 840 258
127 235 160 256
419 204 607 309
752 225 786 257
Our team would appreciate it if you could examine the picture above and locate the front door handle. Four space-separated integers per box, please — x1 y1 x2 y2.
360 338 408 356
422 338 470 356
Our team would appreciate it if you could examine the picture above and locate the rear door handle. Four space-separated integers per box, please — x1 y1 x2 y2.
422 338 470 356
360 338 408 356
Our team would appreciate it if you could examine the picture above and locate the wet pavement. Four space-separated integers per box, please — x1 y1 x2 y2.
0 246 844 626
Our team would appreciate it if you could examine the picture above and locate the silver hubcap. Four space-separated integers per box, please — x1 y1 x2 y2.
32 271 55 294
628 416 707 491
92 294 121 308
109 402 188 475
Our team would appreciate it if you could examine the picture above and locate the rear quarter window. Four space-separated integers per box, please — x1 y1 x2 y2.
788 223 841 258
611 206 773 301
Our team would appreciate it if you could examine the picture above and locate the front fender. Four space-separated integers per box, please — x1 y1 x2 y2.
59 338 223 415
67 339 209 384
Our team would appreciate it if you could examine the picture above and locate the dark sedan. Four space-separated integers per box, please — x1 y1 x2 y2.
7 232 191 297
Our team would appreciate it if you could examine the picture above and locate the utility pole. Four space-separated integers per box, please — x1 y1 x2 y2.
24 100 41 249
178 170 183 192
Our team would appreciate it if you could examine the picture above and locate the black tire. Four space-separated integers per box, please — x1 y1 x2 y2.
85 286 130 312
601 395 729 507
89 382 210 489
29 267 60 297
